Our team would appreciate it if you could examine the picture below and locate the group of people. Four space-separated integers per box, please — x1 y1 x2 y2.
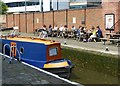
35 24 103 42
69 25 103 42
88 26 103 42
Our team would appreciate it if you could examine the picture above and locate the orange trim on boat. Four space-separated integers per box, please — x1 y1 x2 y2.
11 42 16 57
46 44 62 61
44 61 69 68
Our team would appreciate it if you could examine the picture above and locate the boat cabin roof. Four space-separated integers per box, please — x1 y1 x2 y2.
2 36 59 45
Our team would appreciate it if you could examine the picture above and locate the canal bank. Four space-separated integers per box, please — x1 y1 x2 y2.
1 32 119 85
49 37 119 56
46 37 119 84
61 47 119 84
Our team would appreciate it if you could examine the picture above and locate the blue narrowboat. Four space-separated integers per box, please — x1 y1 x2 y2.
0 36 73 78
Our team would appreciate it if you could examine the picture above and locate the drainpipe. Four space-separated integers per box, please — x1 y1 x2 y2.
25 0 27 33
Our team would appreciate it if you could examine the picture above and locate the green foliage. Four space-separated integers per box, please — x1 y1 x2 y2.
0 1 8 14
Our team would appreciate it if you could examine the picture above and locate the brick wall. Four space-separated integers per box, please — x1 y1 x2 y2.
19 14 26 32
27 13 34 33
7 14 14 28
34 13 43 30
86 8 104 31
102 2 119 33
5 1 120 35
44 12 53 28
54 10 67 27
14 14 20 29
0 15 6 27
68 9 84 29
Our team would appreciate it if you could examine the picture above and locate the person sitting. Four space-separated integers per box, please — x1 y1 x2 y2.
42 25 47 31
62 25 68 38
75 27 81 40
58 24 64 37
96 26 103 38
79 27 86 41
53 25 58 31
52 25 59 37
59 24 64 32
71 26 76 31
47 25 52 37
88 26 97 42
39 25 48 38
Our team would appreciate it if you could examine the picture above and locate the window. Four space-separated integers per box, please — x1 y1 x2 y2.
19 2 25 6
70 5 86 9
49 47 58 56
36 2 39 5
20 47 24 54
70 0 86 2
6 1 39 7
27 2 32 6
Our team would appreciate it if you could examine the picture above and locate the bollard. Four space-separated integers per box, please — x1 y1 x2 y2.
105 47 109 51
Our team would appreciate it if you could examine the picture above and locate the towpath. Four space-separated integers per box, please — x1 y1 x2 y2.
0 55 81 86
20 33 119 56
49 37 119 56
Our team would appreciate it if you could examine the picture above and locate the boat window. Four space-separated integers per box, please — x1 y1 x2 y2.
49 47 58 56
20 47 24 54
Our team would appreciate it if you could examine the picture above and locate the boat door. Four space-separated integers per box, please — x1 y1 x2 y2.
11 42 17 57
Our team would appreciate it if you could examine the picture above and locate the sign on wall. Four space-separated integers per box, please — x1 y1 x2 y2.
105 14 115 30
36 18 39 23
73 17 76 23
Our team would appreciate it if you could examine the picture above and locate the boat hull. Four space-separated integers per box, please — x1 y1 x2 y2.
44 67 72 79
43 59 73 79
1 37 73 78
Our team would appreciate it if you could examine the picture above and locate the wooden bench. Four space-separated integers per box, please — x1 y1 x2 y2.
91 37 99 42
112 34 120 39
109 38 120 47
100 38 108 45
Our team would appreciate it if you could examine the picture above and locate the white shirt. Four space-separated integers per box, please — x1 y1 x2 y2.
59 26 64 31
54 26 58 31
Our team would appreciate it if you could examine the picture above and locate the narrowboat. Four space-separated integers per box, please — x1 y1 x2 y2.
0 36 73 79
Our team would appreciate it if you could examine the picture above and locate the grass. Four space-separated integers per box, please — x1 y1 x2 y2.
61 47 119 77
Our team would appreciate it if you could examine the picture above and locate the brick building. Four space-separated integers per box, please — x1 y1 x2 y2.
3 0 120 36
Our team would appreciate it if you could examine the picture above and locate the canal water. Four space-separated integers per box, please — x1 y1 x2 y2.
62 47 118 84
70 67 118 84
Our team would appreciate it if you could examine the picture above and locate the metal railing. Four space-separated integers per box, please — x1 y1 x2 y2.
3 44 21 63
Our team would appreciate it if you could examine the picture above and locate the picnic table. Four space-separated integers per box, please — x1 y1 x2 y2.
105 33 113 38
112 34 120 39
109 38 120 47
100 33 120 46
100 38 108 45
100 33 112 45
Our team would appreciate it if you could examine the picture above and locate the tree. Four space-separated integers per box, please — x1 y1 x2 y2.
0 1 8 14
